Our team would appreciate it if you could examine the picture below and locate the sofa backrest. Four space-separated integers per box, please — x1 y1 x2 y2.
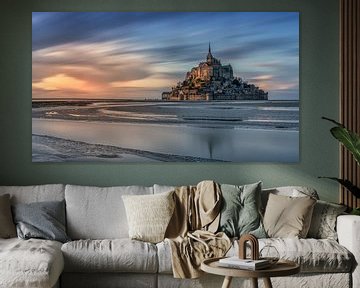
65 184 154 240
153 184 176 194
0 184 65 204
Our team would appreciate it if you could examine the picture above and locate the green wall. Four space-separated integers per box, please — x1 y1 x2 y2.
0 0 340 202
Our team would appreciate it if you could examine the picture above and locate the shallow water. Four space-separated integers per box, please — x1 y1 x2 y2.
32 118 299 162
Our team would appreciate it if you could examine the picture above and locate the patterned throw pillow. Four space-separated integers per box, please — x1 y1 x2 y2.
263 193 316 238
307 200 347 240
218 182 266 238
122 191 175 243
0 194 16 238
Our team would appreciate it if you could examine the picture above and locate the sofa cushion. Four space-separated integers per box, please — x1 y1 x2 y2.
307 200 347 240
61 273 157 288
122 191 175 243
0 184 65 204
261 186 319 212
65 185 153 239
0 238 64 288
218 182 266 238
12 200 70 243
0 194 16 238
153 184 176 194
158 237 353 274
263 193 316 238
61 239 158 273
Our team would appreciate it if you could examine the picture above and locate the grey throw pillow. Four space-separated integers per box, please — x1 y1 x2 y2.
218 182 266 238
307 200 347 240
12 200 70 243
0 194 16 238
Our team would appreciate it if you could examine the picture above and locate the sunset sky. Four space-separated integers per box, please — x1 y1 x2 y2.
32 12 299 100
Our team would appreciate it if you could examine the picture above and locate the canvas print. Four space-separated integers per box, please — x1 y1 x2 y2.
32 12 299 162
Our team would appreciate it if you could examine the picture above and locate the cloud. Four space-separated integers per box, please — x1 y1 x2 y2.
33 73 104 93
32 12 299 100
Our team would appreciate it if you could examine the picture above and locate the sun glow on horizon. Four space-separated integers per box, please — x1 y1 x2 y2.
32 73 103 93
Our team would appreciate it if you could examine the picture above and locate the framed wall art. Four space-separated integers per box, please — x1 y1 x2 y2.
32 12 299 162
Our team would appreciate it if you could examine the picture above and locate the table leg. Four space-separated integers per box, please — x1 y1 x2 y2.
221 276 233 288
263 277 273 288
251 278 258 288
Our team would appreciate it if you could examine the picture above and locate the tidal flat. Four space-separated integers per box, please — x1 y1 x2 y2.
32 100 299 162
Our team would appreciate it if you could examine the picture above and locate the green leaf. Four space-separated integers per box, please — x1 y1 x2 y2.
319 177 360 198
322 117 360 165
330 127 360 165
351 208 360 215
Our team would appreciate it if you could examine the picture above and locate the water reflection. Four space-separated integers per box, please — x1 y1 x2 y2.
32 119 299 162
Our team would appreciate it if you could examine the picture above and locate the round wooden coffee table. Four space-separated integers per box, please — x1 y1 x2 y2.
201 257 300 288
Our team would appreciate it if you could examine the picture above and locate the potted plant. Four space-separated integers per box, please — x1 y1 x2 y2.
320 117 360 215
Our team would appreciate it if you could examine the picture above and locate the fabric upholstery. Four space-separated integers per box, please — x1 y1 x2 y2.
12 200 70 243
164 181 222 239
263 193 316 238
0 194 16 238
61 239 158 273
337 215 360 288
307 200 347 240
122 191 175 243
61 273 157 288
0 238 63 288
65 185 153 239
157 273 351 288
0 184 65 204
158 237 352 274
218 182 266 238
164 181 230 279
153 184 176 194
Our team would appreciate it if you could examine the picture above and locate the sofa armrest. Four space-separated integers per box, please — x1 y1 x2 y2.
337 215 360 288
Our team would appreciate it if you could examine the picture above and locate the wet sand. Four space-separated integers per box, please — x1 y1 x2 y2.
32 134 224 163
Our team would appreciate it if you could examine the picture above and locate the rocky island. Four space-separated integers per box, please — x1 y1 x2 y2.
162 44 268 101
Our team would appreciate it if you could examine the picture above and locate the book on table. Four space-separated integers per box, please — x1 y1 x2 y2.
218 257 271 270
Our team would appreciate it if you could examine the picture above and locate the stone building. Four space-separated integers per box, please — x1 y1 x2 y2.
186 44 233 82
162 44 268 101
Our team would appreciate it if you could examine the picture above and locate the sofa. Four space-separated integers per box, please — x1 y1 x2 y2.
0 183 359 288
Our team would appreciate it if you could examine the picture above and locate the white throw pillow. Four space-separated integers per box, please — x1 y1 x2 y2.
122 191 175 243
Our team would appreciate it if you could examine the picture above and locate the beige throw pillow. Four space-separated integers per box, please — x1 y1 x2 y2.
0 194 17 238
122 191 175 243
263 193 316 238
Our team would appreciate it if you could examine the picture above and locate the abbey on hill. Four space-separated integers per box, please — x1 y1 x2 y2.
162 44 268 101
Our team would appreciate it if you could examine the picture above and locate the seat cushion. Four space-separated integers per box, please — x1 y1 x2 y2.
65 185 153 239
229 238 354 273
0 238 64 288
157 238 354 274
61 239 158 273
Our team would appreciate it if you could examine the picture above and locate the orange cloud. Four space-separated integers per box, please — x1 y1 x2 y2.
111 77 172 89
32 73 103 93
251 74 273 81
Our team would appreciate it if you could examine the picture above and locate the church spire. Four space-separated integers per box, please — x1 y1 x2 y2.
207 42 213 62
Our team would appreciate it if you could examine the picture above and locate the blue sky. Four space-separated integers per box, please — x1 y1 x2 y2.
32 12 299 100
